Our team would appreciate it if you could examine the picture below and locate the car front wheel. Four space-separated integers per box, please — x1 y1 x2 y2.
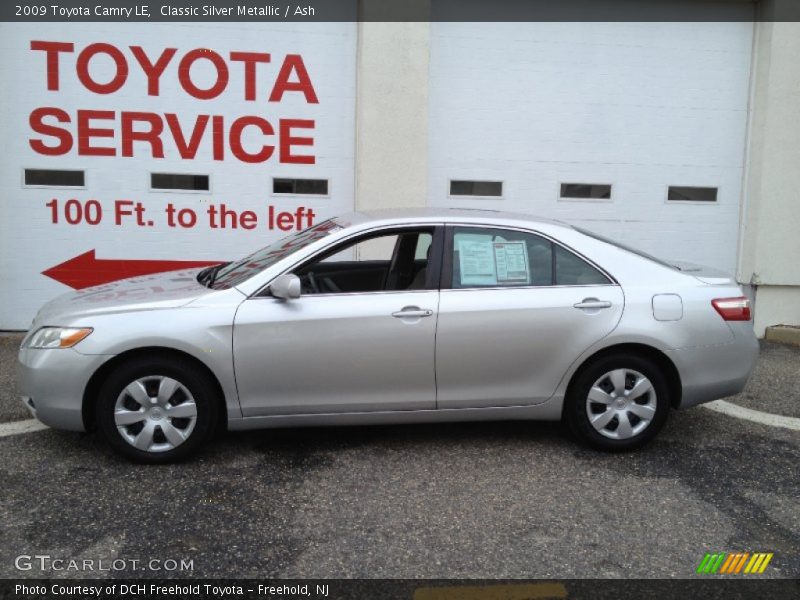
96 356 219 463
564 353 670 451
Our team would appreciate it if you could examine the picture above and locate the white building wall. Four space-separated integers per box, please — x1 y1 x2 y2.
2 8 796 337
355 20 430 211
427 21 754 274
738 16 800 335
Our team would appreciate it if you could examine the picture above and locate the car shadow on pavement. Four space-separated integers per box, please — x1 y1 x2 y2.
226 420 568 454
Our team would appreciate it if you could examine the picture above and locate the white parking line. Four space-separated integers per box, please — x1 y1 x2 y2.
0 418 49 438
702 400 800 432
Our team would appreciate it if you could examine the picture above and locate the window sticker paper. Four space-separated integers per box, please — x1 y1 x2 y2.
457 238 497 286
493 241 530 284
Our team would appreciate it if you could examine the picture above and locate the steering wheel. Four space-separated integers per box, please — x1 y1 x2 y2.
307 272 321 294
321 277 341 293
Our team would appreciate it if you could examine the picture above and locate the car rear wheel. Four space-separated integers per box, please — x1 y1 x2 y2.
96 356 219 463
564 353 670 451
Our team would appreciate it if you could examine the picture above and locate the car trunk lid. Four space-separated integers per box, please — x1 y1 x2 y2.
668 261 736 285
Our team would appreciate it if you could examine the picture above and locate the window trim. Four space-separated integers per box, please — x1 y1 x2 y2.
664 184 720 205
440 223 617 292
557 181 614 203
254 224 445 298
148 171 211 194
271 176 331 198
22 167 87 190
447 179 504 200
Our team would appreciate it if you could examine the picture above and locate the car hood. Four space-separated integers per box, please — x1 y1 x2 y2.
33 269 212 325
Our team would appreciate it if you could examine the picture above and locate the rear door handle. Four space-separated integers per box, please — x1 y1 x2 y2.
573 298 612 310
392 307 433 318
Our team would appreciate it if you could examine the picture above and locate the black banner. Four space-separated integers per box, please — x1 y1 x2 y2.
1 579 799 600
4 0 800 23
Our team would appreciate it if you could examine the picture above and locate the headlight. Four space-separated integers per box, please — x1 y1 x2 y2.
27 327 93 349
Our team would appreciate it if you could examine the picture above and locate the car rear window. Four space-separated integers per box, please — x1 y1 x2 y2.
449 227 611 288
574 226 675 270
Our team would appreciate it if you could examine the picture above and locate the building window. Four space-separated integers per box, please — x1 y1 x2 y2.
24 169 85 187
559 183 612 200
273 178 329 195
668 186 718 202
449 180 503 197
151 173 210 191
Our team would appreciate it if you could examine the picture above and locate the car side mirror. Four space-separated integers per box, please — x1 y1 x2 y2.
269 273 301 300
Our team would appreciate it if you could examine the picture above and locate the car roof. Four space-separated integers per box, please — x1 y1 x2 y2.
336 207 573 230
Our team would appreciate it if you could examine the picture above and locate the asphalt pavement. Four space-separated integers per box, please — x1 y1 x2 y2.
0 333 798 579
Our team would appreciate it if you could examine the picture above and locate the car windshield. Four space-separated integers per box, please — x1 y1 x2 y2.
200 219 342 289
574 226 676 270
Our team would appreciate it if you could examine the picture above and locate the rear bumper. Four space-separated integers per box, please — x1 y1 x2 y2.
668 327 760 409
17 345 113 431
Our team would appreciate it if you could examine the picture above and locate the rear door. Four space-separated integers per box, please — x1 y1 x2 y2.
435 225 624 409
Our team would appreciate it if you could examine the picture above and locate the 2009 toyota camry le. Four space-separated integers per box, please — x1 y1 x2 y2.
18 209 759 462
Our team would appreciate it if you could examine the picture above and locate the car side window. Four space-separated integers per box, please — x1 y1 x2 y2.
449 227 611 289
294 229 434 295
450 227 553 288
322 235 399 263
554 244 610 285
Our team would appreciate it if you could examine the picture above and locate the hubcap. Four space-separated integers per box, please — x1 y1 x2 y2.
114 376 198 453
585 368 656 440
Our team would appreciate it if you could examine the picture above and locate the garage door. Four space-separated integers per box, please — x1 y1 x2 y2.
428 4 754 274
0 22 356 329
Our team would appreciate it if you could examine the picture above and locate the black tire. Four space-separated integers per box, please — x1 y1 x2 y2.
96 355 219 463
564 352 670 451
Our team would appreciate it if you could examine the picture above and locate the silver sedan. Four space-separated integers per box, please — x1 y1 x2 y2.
18 209 759 462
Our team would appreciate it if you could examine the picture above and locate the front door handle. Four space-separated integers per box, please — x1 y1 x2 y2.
573 298 612 310
392 306 433 318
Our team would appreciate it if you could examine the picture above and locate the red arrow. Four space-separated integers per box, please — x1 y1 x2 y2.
42 250 221 290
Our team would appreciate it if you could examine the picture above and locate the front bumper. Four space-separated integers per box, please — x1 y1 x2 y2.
17 345 113 431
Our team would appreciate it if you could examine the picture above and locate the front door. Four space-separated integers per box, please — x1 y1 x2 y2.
233 226 442 416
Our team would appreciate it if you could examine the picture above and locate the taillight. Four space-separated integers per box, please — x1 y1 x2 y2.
712 297 751 321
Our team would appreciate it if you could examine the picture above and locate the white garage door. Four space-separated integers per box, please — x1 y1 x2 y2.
428 11 754 274
0 22 356 329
